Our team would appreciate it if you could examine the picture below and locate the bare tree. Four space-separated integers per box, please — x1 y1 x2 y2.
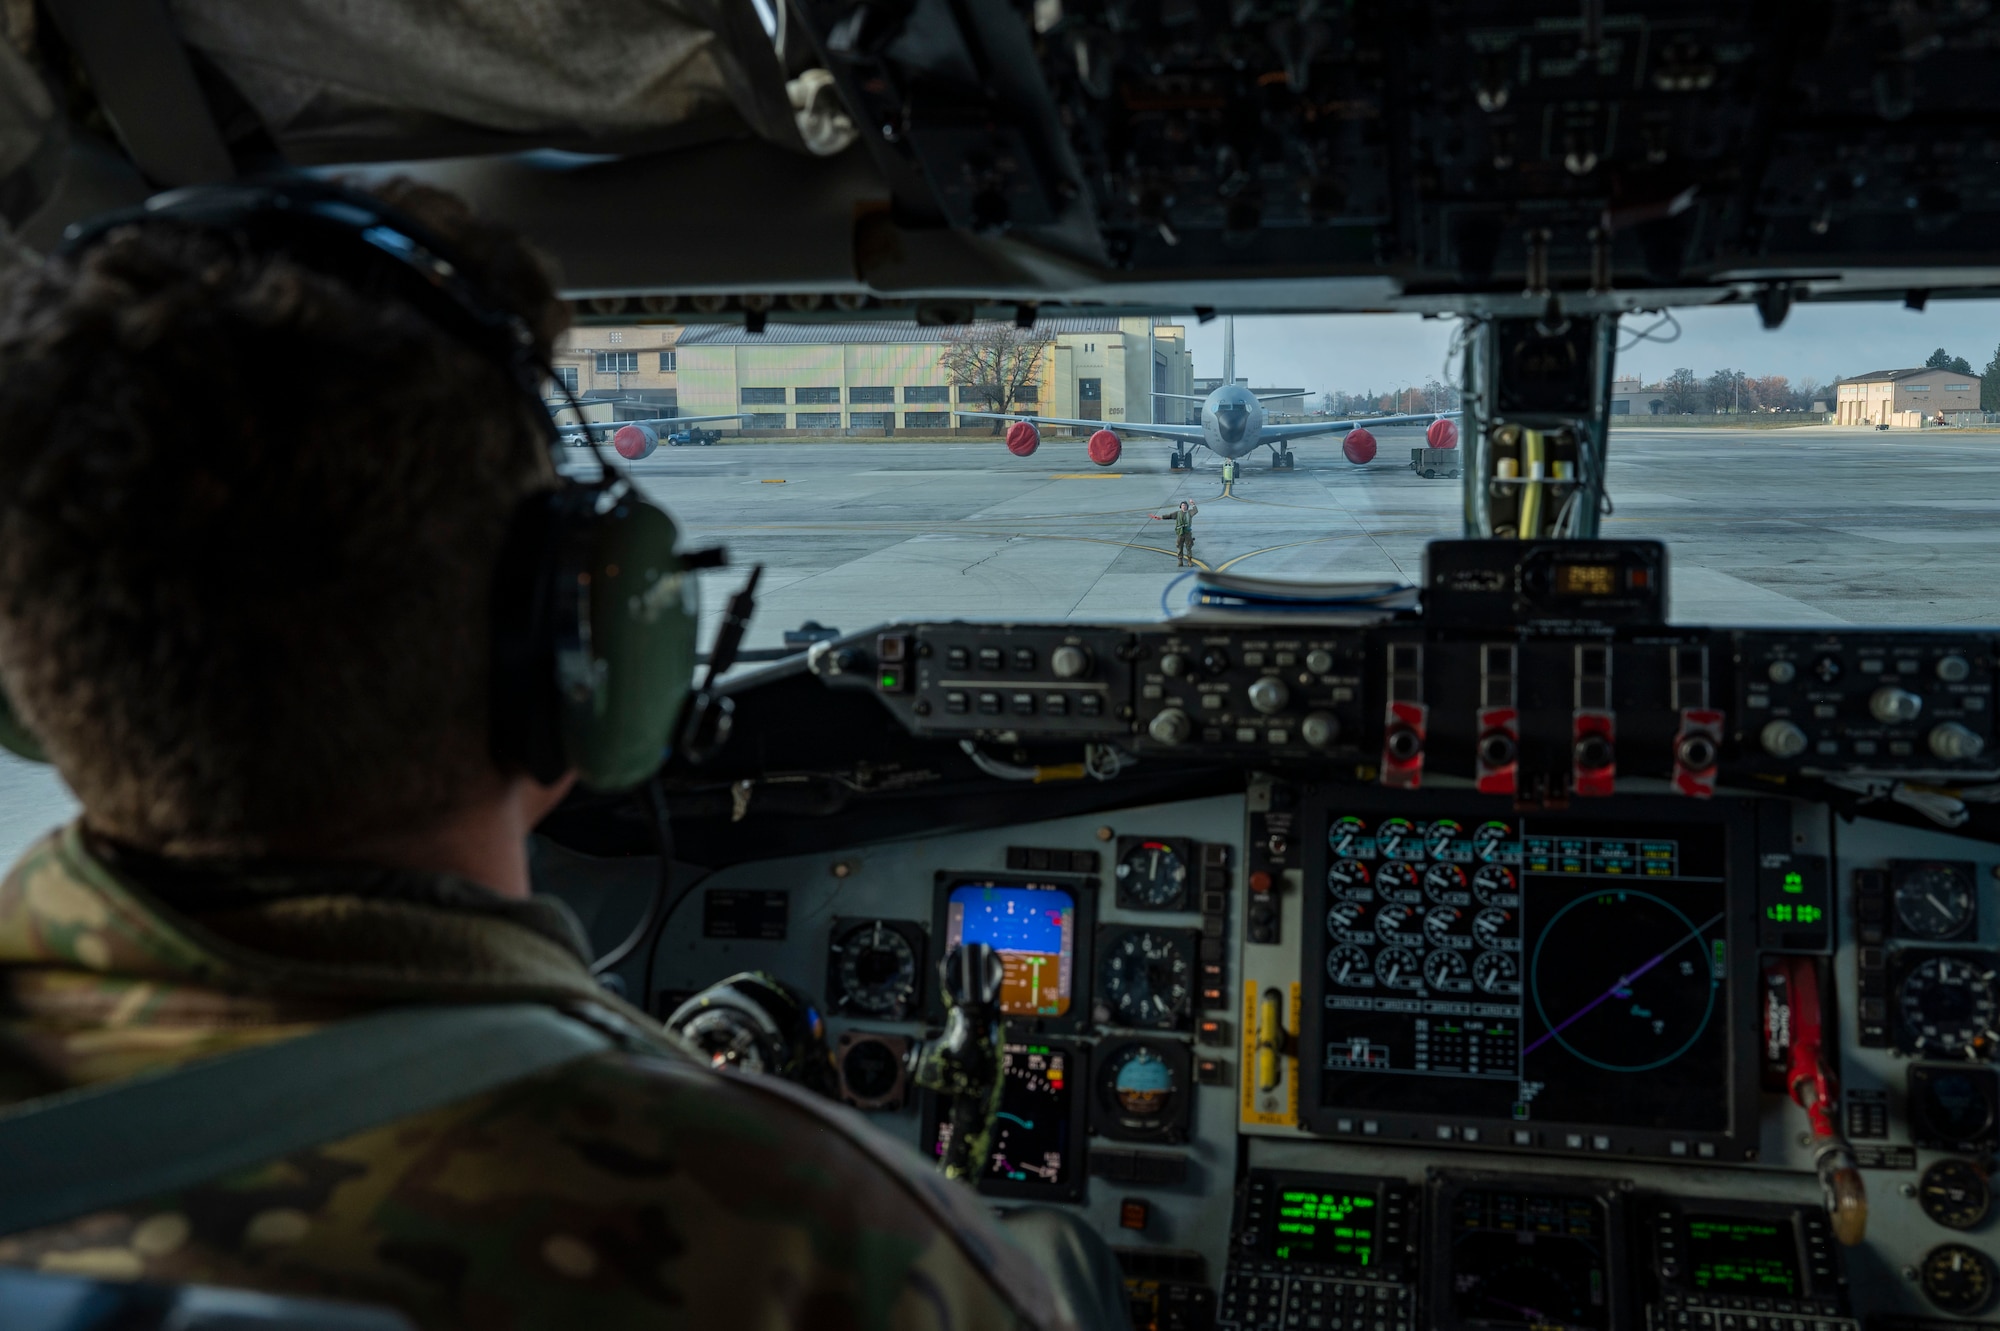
939 324 1056 432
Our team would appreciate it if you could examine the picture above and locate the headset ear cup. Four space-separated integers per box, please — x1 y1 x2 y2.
0 685 48 762
562 495 699 790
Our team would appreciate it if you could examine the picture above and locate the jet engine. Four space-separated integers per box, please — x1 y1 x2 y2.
1005 420 1041 456
612 424 660 461
1087 429 1122 467
1342 427 1377 464
1426 418 1459 449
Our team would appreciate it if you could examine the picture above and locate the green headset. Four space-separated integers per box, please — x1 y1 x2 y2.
0 179 701 791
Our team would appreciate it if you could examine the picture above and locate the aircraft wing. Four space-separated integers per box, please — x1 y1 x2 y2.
559 413 747 438
955 410 1209 443
1259 410 1460 443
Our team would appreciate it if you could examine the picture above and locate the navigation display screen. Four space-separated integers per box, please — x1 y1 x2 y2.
1683 1215 1802 1296
1314 811 1731 1134
1447 1189 1612 1331
929 1041 1080 1197
944 880 1076 1017
1264 1185 1381 1270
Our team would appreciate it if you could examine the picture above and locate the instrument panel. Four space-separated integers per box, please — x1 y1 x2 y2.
574 596 2000 1330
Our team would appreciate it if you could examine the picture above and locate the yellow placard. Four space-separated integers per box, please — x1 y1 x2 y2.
1240 980 1302 1127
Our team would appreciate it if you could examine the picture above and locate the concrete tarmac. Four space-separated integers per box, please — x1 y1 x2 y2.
2 423 1994 866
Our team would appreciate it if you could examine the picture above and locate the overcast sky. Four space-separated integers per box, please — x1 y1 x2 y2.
1179 300 2000 397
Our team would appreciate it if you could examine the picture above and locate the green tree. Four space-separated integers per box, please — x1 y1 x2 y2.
1660 367 1701 413
1926 347 1975 374
1984 344 2000 412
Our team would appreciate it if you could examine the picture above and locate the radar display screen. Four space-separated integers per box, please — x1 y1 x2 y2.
1447 1188 1612 1331
1313 809 1733 1139
943 880 1077 1017
928 1040 1083 1199
1683 1216 1802 1297
1263 1185 1380 1270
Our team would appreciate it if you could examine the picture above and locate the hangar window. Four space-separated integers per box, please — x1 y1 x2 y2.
906 385 952 403
740 387 785 404
904 411 951 427
659 351 676 372
551 367 578 392
796 411 841 427
594 352 637 374
850 386 895 403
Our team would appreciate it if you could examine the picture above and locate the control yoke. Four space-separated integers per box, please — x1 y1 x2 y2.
913 943 1006 1184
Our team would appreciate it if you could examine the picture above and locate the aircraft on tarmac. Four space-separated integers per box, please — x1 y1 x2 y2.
548 405 747 459
961 317 1458 472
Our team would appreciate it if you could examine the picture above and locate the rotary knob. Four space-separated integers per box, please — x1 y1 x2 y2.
1305 648 1335 675
1870 686 1923 724
1148 709 1192 746
1300 712 1340 749
1760 719 1809 758
1767 660 1797 684
1930 722 1986 761
1938 655 1972 683
1200 647 1232 675
1051 645 1091 679
1159 652 1187 678
1246 676 1290 714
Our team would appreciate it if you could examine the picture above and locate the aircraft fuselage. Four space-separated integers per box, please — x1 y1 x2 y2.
1199 383 1270 460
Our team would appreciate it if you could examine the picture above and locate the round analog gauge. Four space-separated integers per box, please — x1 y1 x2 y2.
1327 898 1373 943
1326 944 1376 988
1475 951 1521 996
1376 862 1423 903
1117 840 1188 909
1328 816 1368 857
1424 819 1463 861
1919 1159 1993 1231
1424 905 1466 947
1424 863 1470 904
1897 954 2000 1059
1099 930 1194 1029
1103 1043 1180 1121
1895 863 1978 940
1374 946 1422 990
1473 907 1519 952
1376 903 1425 947
1473 864 1519 906
1424 949 1471 993
832 920 920 1017
1472 821 1514 862
1920 1243 1997 1316
1327 859 1372 899
1377 818 1417 860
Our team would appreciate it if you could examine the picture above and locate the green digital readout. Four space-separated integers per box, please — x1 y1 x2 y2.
1685 1216 1801 1295
1271 1189 1376 1268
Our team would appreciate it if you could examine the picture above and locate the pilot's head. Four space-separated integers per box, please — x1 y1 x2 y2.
0 183 569 856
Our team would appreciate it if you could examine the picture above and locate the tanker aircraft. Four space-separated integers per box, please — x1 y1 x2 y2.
549 407 747 459
960 318 1456 472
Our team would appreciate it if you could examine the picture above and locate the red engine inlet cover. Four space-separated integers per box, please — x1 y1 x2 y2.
1342 428 1377 464
1087 429 1123 466
1426 418 1459 449
612 424 659 461
1005 420 1041 456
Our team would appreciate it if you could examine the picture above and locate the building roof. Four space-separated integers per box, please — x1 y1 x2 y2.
675 318 1127 347
1843 367 1980 383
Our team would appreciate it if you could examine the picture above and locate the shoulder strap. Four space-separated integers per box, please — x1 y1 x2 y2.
0 1002 615 1239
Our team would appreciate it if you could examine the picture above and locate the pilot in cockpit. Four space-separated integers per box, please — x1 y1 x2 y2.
0 179 1127 1330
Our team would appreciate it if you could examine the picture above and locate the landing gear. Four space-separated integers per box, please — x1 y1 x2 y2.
1169 451 1191 472
1270 448 1295 471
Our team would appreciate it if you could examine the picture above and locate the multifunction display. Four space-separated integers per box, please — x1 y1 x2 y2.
1683 1215 1801 1296
1444 1188 1614 1331
1309 806 1739 1146
929 1040 1083 1199
943 880 1077 1017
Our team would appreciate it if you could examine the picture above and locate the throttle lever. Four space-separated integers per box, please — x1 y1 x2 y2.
1763 954 1867 1245
912 943 1006 1185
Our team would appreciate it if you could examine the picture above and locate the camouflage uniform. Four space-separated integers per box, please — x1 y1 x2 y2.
1157 506 1198 566
0 825 1069 1331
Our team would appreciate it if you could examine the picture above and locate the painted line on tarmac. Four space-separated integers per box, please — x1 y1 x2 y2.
1214 534 1351 573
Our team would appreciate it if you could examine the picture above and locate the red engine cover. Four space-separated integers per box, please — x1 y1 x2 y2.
1005 420 1041 456
612 424 659 461
1342 427 1377 464
1087 429 1123 466
1426 417 1459 449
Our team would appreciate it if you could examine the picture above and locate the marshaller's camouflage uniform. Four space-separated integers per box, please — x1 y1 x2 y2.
0 825 1067 1330
1159 505 1198 566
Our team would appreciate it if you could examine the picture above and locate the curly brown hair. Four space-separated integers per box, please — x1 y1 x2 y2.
0 182 568 855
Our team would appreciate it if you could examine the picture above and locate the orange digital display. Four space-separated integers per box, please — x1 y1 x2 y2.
1555 563 1619 596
